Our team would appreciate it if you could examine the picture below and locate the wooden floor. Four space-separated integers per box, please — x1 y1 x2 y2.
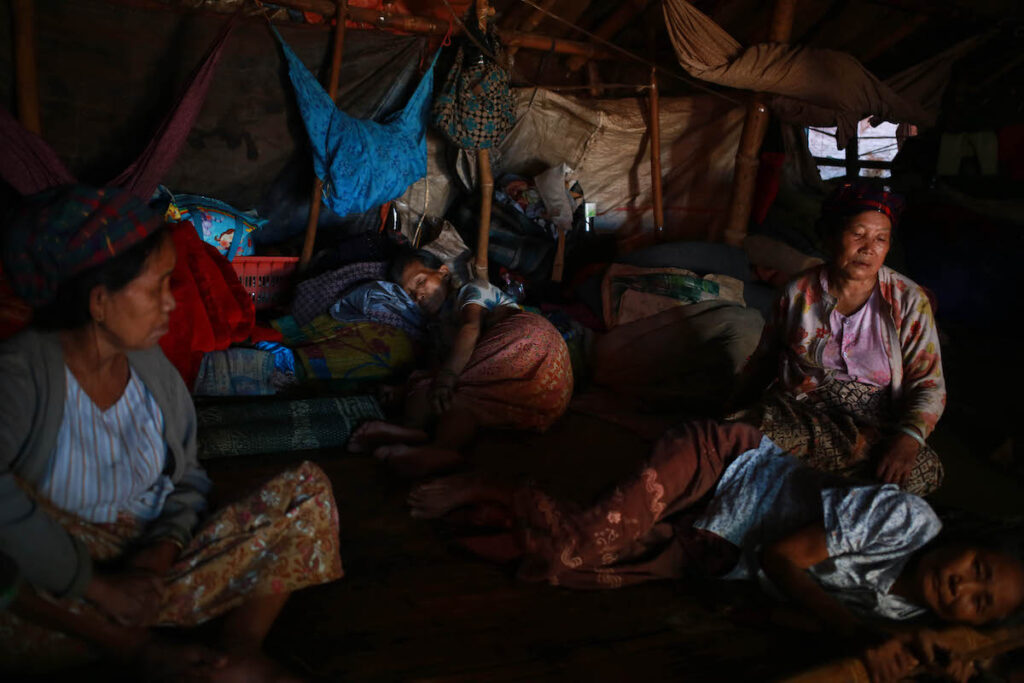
201 413 854 682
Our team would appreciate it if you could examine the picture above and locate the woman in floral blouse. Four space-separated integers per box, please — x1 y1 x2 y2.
735 181 945 495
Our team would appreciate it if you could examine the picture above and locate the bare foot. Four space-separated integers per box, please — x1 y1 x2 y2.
374 443 462 478
347 421 428 454
407 473 512 519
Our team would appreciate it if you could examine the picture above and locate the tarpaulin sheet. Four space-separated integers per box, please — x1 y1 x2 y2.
662 0 933 148
496 88 745 238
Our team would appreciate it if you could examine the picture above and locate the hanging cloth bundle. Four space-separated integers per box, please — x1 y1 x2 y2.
272 27 437 219
431 17 515 150
0 13 238 198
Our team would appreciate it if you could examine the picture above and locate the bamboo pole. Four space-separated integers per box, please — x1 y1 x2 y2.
498 30 617 60
506 0 558 58
299 0 347 272
565 0 650 72
721 0 797 246
586 61 603 97
224 0 619 61
12 0 42 135
648 67 664 238
475 0 495 283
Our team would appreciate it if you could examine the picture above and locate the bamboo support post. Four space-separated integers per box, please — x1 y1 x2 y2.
474 0 495 282
648 67 664 238
586 61 603 97
241 0 620 61
299 0 347 272
12 0 41 135
497 30 617 60
506 0 558 58
721 0 797 246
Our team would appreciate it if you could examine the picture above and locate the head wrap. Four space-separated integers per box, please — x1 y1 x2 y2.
821 180 905 226
1 185 166 307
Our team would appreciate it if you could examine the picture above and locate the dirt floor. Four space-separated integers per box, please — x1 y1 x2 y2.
199 412 851 682
188 406 1019 683
38 331 1024 682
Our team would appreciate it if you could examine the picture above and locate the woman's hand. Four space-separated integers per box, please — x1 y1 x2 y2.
862 636 919 683
85 571 164 627
911 629 979 683
128 539 180 576
875 433 919 488
431 371 457 415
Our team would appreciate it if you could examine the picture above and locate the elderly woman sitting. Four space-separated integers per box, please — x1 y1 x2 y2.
0 186 343 680
735 181 945 496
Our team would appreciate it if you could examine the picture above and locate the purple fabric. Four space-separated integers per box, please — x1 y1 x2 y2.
0 14 237 200
291 261 389 326
820 272 892 388
0 107 75 195
111 15 237 200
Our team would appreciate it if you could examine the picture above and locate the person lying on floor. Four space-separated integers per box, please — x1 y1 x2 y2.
0 186 343 681
733 180 945 496
349 247 573 477
409 419 1023 683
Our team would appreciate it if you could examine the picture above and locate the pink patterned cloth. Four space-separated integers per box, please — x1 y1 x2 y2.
820 272 892 388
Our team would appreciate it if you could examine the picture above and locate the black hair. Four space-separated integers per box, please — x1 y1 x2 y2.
913 509 1024 625
388 246 444 285
32 226 170 331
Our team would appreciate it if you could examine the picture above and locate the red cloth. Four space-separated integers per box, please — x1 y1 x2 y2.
998 124 1024 181
249 324 284 343
159 223 253 386
0 263 32 340
752 151 785 226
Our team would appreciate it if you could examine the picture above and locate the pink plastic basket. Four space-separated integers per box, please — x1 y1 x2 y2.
231 256 299 310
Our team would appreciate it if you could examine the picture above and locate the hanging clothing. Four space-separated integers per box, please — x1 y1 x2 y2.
0 14 237 199
273 26 437 218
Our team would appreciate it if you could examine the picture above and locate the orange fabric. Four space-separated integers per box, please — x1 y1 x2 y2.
413 312 573 432
0 462 343 670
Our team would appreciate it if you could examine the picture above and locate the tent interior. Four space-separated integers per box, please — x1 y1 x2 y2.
1 0 1023 680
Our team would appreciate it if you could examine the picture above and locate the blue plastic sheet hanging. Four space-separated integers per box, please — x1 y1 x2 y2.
272 26 438 218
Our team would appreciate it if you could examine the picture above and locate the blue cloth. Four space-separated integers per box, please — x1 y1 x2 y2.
456 280 521 312
274 27 437 217
694 437 942 620
329 280 426 339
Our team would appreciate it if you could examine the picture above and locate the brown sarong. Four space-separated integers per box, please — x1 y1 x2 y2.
512 419 762 589
739 379 943 496
411 311 573 432
0 461 344 672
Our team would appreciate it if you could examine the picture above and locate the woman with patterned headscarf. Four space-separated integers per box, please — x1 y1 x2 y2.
0 186 343 680
733 180 945 496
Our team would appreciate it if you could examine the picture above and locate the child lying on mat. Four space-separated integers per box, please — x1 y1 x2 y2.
408 419 1023 683
348 248 573 477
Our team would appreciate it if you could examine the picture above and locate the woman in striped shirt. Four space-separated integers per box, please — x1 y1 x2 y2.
0 186 343 681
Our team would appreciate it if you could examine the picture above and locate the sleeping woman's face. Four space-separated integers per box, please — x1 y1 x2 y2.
914 544 1024 625
400 260 450 315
